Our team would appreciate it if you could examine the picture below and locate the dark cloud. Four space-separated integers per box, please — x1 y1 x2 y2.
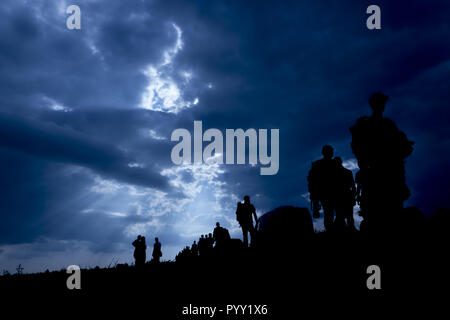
0 112 169 189
0 0 449 271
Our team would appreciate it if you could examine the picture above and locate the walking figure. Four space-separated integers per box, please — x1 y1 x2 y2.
236 196 258 247
333 157 357 230
307 145 337 231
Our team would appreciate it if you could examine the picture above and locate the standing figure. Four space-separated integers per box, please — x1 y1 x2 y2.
198 235 206 256
333 157 357 230
213 222 231 248
132 235 147 267
236 196 258 247
350 92 413 233
207 233 214 254
191 240 199 256
152 237 162 263
307 145 338 231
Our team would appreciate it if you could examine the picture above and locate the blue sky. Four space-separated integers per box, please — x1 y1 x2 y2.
1 0 450 273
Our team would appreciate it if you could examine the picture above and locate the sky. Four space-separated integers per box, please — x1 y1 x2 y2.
1 0 450 273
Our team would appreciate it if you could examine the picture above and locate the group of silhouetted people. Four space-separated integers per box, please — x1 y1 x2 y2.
174 222 234 262
156 195 259 264
198 233 213 256
197 222 232 255
213 222 231 248
133 93 414 264
132 235 162 267
308 146 357 231
308 92 413 233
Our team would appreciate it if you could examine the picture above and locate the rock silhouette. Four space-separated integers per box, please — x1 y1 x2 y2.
258 206 313 237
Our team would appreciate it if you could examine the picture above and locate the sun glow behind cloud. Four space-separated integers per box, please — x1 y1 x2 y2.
139 23 199 113
41 96 73 112
82 160 237 255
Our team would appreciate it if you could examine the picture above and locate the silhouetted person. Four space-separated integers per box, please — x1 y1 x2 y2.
152 237 162 263
198 235 206 256
132 235 146 267
333 157 357 230
236 195 258 247
207 233 214 249
236 202 243 220
354 170 368 231
223 226 231 241
175 246 192 262
201 233 214 256
307 145 337 231
191 240 199 256
213 222 231 248
350 93 413 233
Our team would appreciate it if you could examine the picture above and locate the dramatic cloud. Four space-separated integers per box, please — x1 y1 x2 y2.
1 0 449 272
139 23 200 113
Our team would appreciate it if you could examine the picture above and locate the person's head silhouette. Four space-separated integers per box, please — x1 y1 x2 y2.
216 222 220 227
334 156 343 166
369 92 388 116
155 237 159 243
244 195 250 204
321 145 334 160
